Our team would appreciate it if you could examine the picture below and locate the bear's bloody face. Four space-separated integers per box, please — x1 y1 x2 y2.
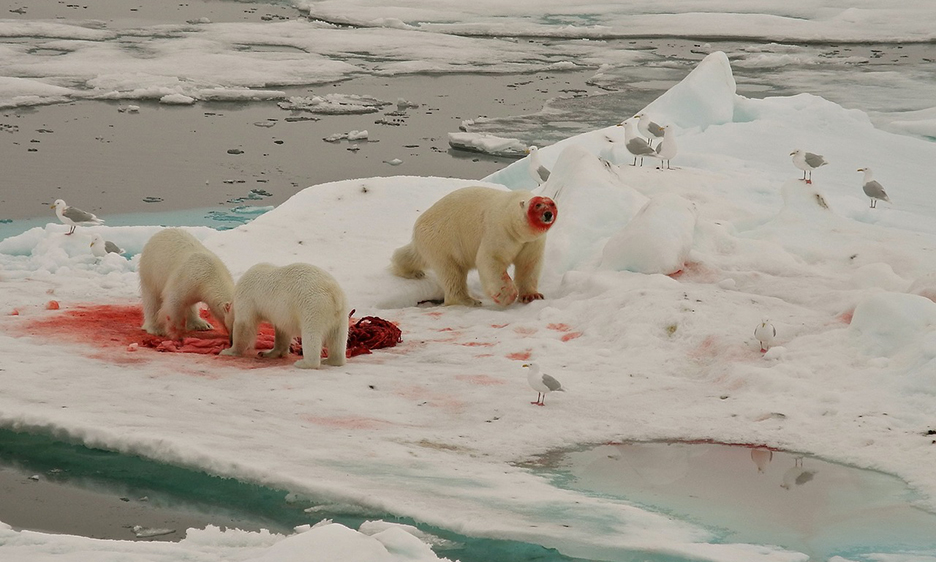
526 196 557 232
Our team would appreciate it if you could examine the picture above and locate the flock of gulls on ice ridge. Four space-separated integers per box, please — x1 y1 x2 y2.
47 110 896 405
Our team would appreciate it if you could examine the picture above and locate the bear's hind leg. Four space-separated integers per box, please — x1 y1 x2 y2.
294 326 323 369
141 288 165 335
390 243 426 279
220 318 257 357
323 320 348 367
432 260 480 306
261 328 291 359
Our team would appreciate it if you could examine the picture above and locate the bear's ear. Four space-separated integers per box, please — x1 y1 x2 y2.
519 200 526 208
223 302 232 314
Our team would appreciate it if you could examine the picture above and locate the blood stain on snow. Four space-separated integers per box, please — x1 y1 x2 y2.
513 326 537 336
506 349 532 361
491 323 509 329
45 300 60 310
462 341 496 347
837 310 854 324
455 374 507 386
561 331 583 342
547 323 572 332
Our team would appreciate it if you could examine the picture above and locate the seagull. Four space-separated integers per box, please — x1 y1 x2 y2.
526 146 550 186
523 362 564 406
90 234 125 257
857 167 891 208
653 126 677 170
754 319 776 353
635 113 665 148
750 447 773 474
780 456 817 490
51 199 104 235
790 149 828 184
617 119 655 166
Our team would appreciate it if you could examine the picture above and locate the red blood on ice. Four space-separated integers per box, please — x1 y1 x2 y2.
46 300 60 310
547 323 572 332
18 304 402 360
506 349 532 361
560 332 582 342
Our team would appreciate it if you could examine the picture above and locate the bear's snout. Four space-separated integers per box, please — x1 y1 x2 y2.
542 211 554 223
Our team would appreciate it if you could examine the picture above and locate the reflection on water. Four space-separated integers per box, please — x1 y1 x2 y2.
546 441 936 560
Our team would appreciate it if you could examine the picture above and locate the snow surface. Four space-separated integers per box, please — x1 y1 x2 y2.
3 49 936 561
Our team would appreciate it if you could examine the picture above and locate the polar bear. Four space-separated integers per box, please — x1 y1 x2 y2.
220 262 349 369
139 228 234 337
391 186 557 306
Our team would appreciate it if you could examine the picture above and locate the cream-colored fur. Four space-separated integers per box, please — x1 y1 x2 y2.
139 228 234 337
391 186 555 306
220 262 349 369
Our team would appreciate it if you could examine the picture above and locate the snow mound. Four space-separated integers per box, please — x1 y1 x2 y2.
249 522 449 562
536 145 647 276
600 193 697 275
849 292 936 357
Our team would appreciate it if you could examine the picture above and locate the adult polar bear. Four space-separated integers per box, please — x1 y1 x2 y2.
221 263 348 370
391 186 557 306
139 228 234 337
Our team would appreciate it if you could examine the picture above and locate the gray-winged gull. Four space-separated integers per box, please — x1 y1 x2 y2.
754 319 776 352
526 146 550 186
635 112 664 148
51 199 104 235
618 119 654 166
653 125 677 170
857 167 891 208
90 234 125 257
523 362 564 406
790 149 828 184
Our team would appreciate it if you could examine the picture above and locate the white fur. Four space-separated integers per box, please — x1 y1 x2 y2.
138 228 234 337
220 262 349 369
391 186 551 306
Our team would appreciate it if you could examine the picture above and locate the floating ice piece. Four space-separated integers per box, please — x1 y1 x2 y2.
324 130 369 142
384 158 403 166
131 525 175 538
159 93 196 105
447 132 527 157
278 94 390 115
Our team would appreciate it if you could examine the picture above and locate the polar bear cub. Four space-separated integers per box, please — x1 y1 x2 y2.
220 262 349 369
391 186 557 306
139 228 234 337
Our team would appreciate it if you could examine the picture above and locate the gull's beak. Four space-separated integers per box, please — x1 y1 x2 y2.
49 203 55 209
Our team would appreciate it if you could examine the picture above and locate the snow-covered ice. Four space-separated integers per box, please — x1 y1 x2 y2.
3 5 936 560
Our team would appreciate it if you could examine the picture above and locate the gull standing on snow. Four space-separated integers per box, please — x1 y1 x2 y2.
617 119 655 167
790 149 828 184
523 362 564 406
51 199 104 235
525 146 550 186
754 319 776 353
857 167 891 208
635 113 665 148
653 126 677 170
780 456 817 490
90 234 125 257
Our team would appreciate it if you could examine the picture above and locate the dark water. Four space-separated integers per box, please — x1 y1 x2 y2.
0 428 591 560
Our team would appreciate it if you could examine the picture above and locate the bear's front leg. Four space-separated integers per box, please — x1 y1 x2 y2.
185 304 213 331
513 238 546 304
260 328 291 359
477 250 518 306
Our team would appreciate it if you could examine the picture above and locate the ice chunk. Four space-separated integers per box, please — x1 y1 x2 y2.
600 193 697 275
